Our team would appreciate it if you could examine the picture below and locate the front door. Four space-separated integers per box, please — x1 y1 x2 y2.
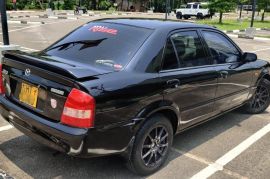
201 30 254 113
159 30 218 129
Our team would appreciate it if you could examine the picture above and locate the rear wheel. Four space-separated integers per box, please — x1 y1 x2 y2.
197 13 203 19
243 78 270 114
176 12 182 19
127 114 173 176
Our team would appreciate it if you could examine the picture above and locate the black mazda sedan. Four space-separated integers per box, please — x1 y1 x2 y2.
1 19 270 175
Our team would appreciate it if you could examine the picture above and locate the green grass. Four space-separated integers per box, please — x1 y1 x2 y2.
197 19 270 31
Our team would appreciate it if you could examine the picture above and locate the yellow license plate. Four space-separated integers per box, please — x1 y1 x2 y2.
19 82 39 108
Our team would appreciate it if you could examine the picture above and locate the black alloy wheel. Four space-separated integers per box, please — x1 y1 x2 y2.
141 126 169 167
244 79 270 114
251 85 269 111
127 114 173 176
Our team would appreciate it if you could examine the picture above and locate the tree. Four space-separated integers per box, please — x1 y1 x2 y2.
258 0 269 21
63 0 75 9
238 0 249 19
208 0 237 24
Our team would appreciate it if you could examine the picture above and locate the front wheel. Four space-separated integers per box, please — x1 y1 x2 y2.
127 114 173 176
243 78 270 114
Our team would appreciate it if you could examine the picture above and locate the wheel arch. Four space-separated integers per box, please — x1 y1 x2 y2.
256 69 270 86
135 101 180 134
262 73 270 82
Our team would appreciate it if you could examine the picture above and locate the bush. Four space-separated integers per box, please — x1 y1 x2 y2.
63 0 75 10
16 2 26 10
98 0 112 10
6 0 13 10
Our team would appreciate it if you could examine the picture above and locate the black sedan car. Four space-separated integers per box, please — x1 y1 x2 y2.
0 19 270 175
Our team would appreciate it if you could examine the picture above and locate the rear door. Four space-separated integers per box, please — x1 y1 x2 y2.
200 29 254 113
159 29 218 129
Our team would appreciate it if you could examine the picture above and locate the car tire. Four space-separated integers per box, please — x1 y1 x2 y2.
126 114 173 176
176 12 182 19
197 13 203 19
243 78 270 114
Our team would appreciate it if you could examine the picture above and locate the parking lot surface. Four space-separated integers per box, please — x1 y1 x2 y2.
0 14 270 179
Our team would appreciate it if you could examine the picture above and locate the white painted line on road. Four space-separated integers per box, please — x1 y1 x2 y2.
172 148 248 179
190 123 270 179
0 125 13 132
20 46 39 52
227 34 238 38
0 42 38 52
7 20 22 24
252 47 270 52
0 19 77 35
254 37 270 41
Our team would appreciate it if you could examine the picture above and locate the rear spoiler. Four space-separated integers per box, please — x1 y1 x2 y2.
2 50 108 80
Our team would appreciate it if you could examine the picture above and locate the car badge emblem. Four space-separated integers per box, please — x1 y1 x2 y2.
50 99 57 109
25 68 31 76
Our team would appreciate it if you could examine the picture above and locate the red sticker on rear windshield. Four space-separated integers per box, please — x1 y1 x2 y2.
89 26 118 35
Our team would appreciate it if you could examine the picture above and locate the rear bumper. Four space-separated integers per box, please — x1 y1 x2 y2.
0 96 136 157
0 96 87 155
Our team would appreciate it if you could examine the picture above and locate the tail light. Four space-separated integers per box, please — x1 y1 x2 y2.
61 88 95 128
0 64 5 94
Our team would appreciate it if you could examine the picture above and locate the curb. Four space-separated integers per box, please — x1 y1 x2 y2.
227 33 270 41
48 16 78 20
8 20 45 24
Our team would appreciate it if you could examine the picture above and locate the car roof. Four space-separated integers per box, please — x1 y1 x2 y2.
95 18 214 31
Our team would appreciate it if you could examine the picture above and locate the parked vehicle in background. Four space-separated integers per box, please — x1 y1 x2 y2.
74 5 87 15
176 2 213 19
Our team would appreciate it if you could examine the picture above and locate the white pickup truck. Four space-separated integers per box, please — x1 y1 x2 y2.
176 2 212 19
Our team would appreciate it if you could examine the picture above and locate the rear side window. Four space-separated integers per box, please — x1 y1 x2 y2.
162 39 179 70
43 22 152 71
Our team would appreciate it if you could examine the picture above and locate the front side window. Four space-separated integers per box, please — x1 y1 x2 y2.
171 31 209 68
193 4 198 9
202 31 241 64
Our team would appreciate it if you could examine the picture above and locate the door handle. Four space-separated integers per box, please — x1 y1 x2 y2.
219 71 229 79
166 79 180 88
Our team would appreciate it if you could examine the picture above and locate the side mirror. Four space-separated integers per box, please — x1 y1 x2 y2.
242 52 257 62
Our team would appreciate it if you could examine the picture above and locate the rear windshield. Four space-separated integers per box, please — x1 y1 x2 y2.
42 22 152 71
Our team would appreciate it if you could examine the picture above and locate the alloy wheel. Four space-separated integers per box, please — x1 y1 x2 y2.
251 85 270 111
141 126 169 167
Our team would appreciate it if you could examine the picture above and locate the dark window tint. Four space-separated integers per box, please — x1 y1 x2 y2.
186 4 192 8
43 22 152 71
193 4 198 9
202 31 240 64
171 31 209 67
162 39 179 70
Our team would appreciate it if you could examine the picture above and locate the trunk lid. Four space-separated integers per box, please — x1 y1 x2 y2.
1 51 103 122
2 51 112 80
